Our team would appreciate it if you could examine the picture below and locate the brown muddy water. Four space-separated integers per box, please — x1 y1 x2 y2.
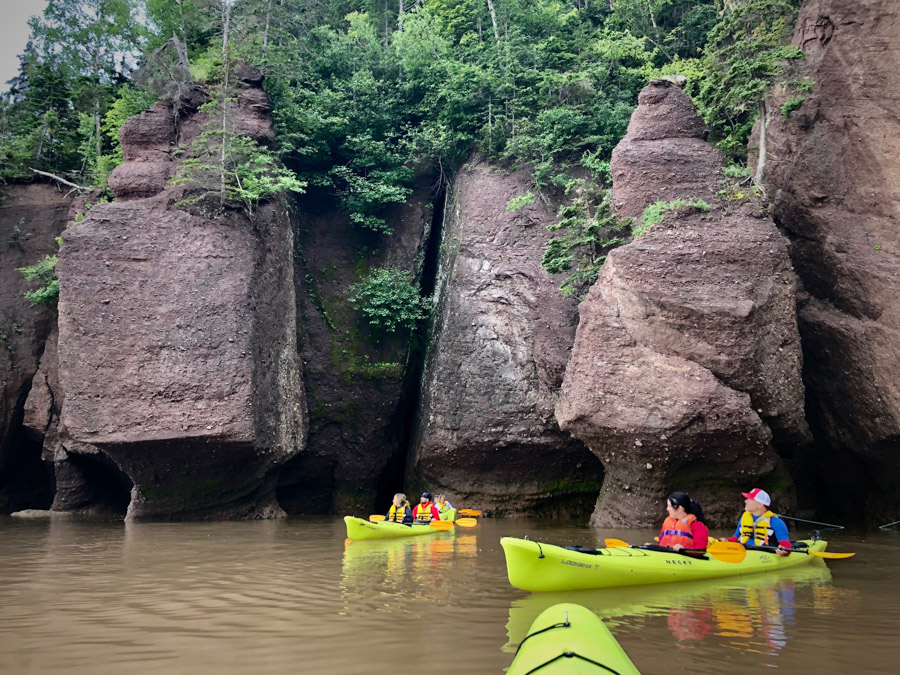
0 516 898 673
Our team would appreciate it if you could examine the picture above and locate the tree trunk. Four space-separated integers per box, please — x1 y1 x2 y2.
486 0 501 50
220 0 232 206
262 0 274 72
755 99 767 187
93 47 102 179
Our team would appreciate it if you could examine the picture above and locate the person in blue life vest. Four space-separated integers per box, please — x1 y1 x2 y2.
412 492 441 523
385 493 413 525
726 488 793 556
657 491 709 552
435 494 453 513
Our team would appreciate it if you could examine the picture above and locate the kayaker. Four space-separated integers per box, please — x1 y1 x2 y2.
727 488 792 556
658 491 709 552
413 492 441 523
435 494 453 513
385 493 413 525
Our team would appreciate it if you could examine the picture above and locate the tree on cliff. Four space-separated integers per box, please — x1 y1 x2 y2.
1 0 144 186
697 0 803 183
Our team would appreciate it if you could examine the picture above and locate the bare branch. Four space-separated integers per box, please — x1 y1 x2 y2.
30 168 89 192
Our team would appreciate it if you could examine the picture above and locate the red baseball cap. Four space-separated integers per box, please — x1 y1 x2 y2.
741 488 771 506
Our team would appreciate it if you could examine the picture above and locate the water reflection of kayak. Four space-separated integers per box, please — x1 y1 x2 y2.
341 532 479 612
341 531 478 585
506 563 832 653
501 537 828 591
507 603 641 675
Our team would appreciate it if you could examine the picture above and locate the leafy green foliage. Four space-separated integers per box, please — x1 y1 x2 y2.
18 237 63 306
635 198 710 238
780 95 804 117
541 180 633 299
506 192 535 212
173 90 306 217
697 0 803 157
348 267 429 333
722 164 752 179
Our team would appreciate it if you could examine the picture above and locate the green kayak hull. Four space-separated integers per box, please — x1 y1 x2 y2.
508 603 640 675
501 537 827 592
344 516 441 541
439 508 458 521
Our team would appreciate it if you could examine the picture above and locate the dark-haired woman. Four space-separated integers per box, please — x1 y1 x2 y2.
658 492 709 552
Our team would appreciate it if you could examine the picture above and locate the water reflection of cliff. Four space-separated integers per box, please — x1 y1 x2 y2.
507 564 834 657
340 532 479 613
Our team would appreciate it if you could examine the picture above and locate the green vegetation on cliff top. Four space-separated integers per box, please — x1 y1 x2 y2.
4 1 803 309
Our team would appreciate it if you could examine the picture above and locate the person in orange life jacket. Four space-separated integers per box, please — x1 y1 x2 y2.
413 492 441 523
657 491 709 551
386 493 413 525
726 488 792 556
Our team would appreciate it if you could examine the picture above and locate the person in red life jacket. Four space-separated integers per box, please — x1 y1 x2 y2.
658 491 709 552
412 492 441 524
385 492 413 525
726 488 792 556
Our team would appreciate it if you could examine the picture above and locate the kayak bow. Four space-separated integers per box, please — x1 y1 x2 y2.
508 603 640 674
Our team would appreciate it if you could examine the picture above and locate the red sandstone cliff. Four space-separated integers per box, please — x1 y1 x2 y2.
760 0 900 523
408 160 603 517
556 81 809 527
48 71 306 520
0 184 72 512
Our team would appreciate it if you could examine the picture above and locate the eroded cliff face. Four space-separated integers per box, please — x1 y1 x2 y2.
52 72 306 521
408 160 603 517
556 81 809 527
761 0 900 523
277 178 434 515
0 184 71 512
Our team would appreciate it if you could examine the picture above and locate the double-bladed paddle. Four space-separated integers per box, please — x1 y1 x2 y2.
458 509 482 516
367 514 456 530
742 543 855 559
603 538 747 563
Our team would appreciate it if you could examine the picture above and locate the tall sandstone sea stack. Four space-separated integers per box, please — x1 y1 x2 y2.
556 81 810 527
408 160 603 516
49 71 306 520
760 0 900 523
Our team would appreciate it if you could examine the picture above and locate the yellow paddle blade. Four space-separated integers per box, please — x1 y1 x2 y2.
604 538 630 548
809 550 855 559
369 515 385 522
706 541 746 564
455 517 478 527
430 520 454 530
458 509 483 516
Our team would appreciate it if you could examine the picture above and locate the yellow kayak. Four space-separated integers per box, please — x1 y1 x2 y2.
508 603 640 674
344 515 442 541
501 537 827 592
